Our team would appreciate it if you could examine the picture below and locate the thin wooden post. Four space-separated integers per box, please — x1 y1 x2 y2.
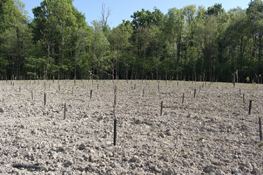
90 90 92 99
97 84 99 90
194 89 196 98
142 88 145 97
113 86 117 146
64 103 66 120
31 90 33 100
243 93 245 103
44 93 46 106
248 100 252 115
182 93 184 104
114 119 117 146
259 117 262 141
160 101 163 116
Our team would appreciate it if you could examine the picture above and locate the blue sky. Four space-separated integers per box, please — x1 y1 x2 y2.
22 0 251 28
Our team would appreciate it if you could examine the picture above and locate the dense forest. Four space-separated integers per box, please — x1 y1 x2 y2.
0 0 262 83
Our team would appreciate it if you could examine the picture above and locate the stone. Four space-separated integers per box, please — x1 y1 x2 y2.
0 108 3 113
58 147 64 152
231 168 240 174
215 170 225 175
159 133 165 138
135 119 142 124
203 165 214 173
89 155 98 162
130 155 139 163
63 160 72 167
151 165 162 173
251 167 262 174
186 114 192 118
165 130 172 136
78 143 85 150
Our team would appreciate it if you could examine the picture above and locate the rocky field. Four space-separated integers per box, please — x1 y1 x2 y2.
0 80 262 175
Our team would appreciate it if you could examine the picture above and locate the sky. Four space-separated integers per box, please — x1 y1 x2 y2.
22 0 251 28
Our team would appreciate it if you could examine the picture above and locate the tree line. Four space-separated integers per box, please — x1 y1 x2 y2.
0 0 262 83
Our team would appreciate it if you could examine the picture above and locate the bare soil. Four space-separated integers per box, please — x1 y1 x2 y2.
0 80 262 174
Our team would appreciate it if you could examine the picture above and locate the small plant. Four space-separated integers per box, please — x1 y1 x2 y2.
199 136 205 140
246 77 250 83
212 160 218 165
222 105 228 108
151 126 157 130
259 141 263 147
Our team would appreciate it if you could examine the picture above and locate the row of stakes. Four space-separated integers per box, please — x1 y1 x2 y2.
6 80 263 144
47 87 263 144
159 89 262 142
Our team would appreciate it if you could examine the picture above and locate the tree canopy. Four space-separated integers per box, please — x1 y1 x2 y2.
0 0 262 83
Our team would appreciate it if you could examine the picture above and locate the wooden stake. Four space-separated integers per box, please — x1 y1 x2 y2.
64 103 66 120
90 90 92 99
114 119 117 146
243 93 245 103
248 100 252 115
160 101 163 116
182 93 184 104
113 86 117 146
31 90 33 100
194 89 196 98
259 117 262 141
44 93 46 106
